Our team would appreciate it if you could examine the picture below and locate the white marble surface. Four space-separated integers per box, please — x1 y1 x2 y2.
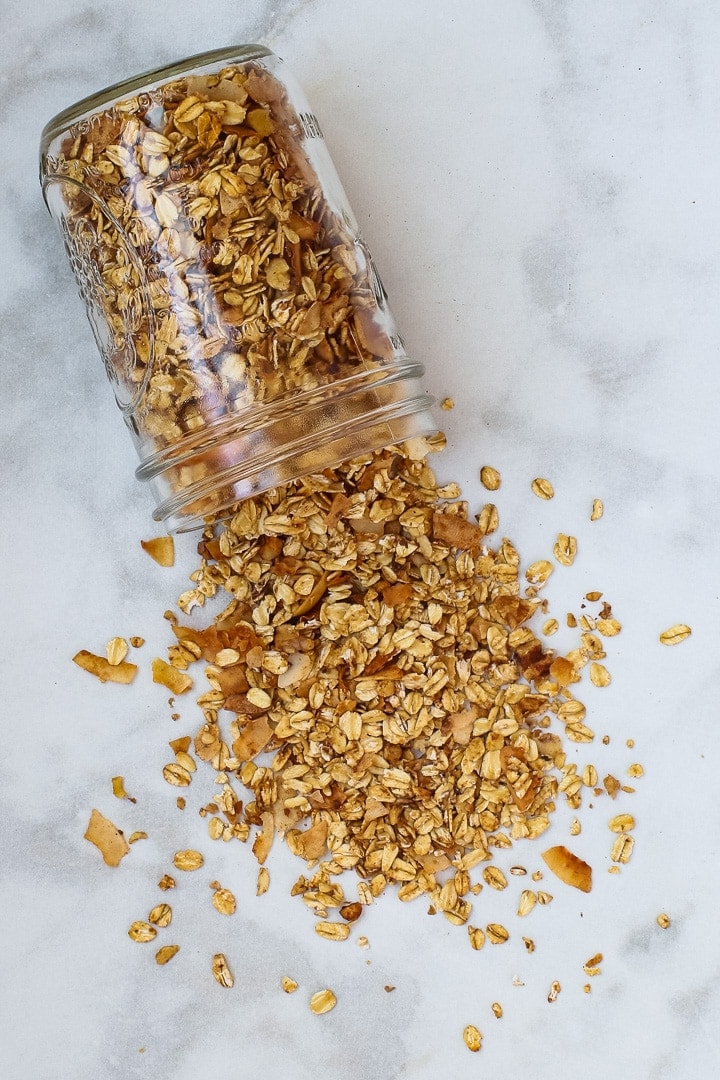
2 1 720 1077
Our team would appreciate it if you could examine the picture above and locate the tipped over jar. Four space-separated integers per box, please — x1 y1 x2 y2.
40 45 435 531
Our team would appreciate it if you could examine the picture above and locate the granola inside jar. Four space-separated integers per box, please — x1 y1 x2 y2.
40 46 435 531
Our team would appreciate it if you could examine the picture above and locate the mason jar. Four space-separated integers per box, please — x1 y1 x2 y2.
40 45 435 532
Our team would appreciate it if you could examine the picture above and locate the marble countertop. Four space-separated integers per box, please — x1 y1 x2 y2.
3 2 720 1077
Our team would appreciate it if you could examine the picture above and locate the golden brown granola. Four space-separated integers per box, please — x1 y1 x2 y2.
158 442 611 930
46 59 418 519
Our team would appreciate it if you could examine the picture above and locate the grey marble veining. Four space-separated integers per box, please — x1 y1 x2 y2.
2 2 720 1077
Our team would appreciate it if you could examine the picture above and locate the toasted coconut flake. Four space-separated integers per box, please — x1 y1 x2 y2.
73 650 137 684
84 808 130 866
152 658 193 694
541 845 592 893
141 536 175 567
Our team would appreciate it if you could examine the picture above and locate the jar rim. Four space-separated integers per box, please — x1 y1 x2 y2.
40 43 273 150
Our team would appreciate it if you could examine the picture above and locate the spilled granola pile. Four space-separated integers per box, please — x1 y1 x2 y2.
150 435 614 927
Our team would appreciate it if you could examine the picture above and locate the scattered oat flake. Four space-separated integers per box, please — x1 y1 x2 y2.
212 888 237 915
657 913 671 929
148 903 172 927
659 624 692 646
256 867 270 896
526 559 554 585
163 762 192 787
517 890 537 917
477 502 499 534
212 953 234 988
128 831 148 844
310 989 337 1014
141 536 175 567
129 636 145 648
158 874 176 891
480 465 501 491
491 1002 503 1019
384 985 396 993
84 808 129 866
627 763 644 778
155 944 180 965
463 1024 483 1052
547 980 561 1003
468 926 485 950
73 650 137 685
440 397 454 410
590 499 604 521
590 662 611 687
315 921 350 941
128 921 156 943
282 976 299 993
482 866 508 890
173 849 204 871
531 477 554 500
106 637 129 665
611 834 634 863
542 618 559 636
553 534 577 566
609 813 635 833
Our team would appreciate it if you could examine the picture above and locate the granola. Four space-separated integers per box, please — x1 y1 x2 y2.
42 54 428 527
158 442 609 930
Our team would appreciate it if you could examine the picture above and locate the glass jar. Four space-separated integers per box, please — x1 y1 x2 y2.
39 45 435 532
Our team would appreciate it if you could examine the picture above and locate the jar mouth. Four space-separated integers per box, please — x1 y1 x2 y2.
136 358 435 532
40 43 272 152
135 360 427 483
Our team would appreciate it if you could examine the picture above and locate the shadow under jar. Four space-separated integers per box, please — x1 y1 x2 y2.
40 45 435 532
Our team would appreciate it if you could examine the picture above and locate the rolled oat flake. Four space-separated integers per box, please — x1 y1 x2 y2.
40 46 435 531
